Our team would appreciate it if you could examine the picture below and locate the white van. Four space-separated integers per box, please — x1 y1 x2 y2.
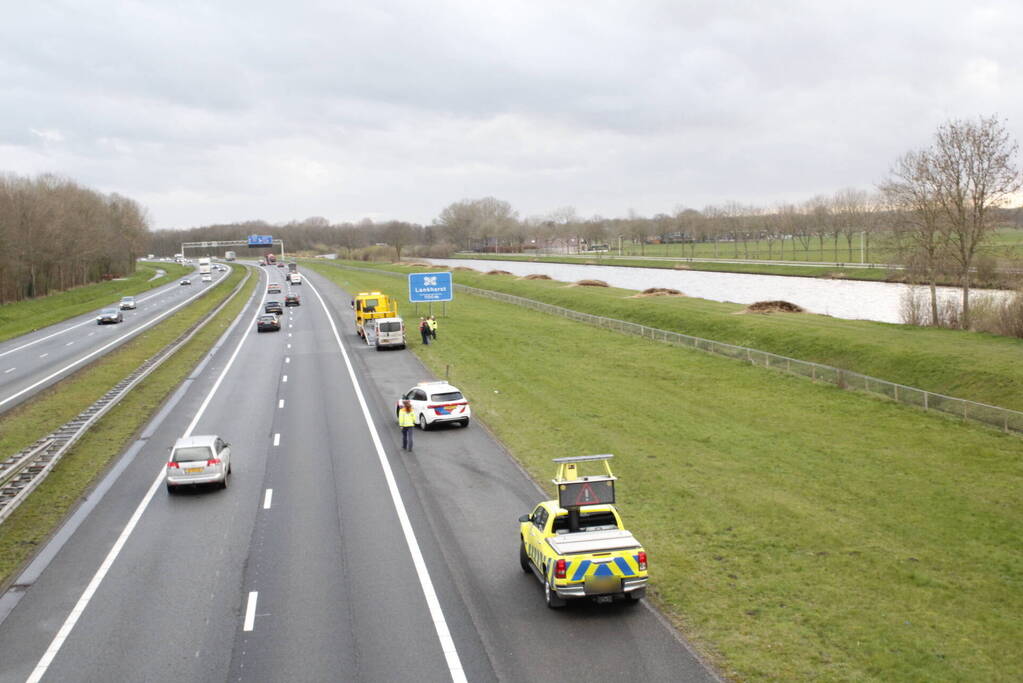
373 317 406 350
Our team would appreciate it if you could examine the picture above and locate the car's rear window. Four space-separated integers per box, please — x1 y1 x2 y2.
430 391 463 402
379 322 402 332
259 315 276 321
172 446 213 462
552 511 619 534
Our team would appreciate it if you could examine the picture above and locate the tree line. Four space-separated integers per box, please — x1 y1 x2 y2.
0 173 150 303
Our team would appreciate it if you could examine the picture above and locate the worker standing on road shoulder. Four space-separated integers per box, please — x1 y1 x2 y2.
419 317 430 345
399 400 416 450
427 316 437 341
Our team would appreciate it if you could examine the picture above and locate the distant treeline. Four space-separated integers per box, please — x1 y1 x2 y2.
0 173 150 303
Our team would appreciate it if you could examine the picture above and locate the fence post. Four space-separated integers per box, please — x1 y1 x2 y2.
923 392 928 410
894 385 898 402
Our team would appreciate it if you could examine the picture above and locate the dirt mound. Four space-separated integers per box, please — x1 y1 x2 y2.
629 287 685 298
744 300 805 314
486 269 513 276
522 273 552 280
397 261 433 268
672 263 690 270
574 279 609 287
452 266 478 272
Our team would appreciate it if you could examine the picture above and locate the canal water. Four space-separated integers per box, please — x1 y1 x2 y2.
425 258 1004 324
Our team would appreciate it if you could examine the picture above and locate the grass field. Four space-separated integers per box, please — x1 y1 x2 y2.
606 227 1023 263
449 253 897 282
309 262 1023 682
0 266 254 587
310 261 1023 414
0 261 193 343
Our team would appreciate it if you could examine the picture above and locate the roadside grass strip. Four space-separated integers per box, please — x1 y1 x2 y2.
0 262 192 344
312 265 1023 682
0 267 254 585
311 260 1023 414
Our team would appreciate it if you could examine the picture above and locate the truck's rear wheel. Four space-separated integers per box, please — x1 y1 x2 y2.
519 540 531 573
544 576 565 609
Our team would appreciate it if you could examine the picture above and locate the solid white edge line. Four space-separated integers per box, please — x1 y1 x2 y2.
273 433 280 447
263 489 273 509
26 267 266 681
26 469 165 683
0 271 200 360
243 592 258 631
306 277 467 683
0 271 220 409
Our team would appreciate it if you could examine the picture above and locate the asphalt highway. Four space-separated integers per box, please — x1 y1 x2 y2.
0 263 718 682
0 266 230 414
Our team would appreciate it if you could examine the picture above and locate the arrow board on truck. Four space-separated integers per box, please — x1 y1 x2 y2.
559 477 615 508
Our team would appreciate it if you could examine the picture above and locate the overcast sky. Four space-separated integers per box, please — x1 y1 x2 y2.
2 1 1021 229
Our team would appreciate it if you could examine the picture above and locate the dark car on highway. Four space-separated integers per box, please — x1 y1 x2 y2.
257 314 281 332
285 295 300 307
265 301 284 314
96 307 124 324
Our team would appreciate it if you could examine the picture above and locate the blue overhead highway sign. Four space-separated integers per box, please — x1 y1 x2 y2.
247 235 273 248
408 272 453 303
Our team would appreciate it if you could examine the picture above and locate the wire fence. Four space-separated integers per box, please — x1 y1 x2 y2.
335 263 1023 436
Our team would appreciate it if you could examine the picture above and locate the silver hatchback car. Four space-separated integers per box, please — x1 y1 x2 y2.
165 435 232 493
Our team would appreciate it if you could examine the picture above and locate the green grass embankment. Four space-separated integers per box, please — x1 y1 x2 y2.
312 260 1023 413
309 262 1023 682
447 253 896 282
0 268 254 590
0 262 193 343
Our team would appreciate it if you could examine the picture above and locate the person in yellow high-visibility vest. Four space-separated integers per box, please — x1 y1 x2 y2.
427 316 437 341
398 400 417 450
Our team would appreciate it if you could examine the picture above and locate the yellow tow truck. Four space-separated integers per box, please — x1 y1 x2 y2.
518 455 648 608
352 291 399 339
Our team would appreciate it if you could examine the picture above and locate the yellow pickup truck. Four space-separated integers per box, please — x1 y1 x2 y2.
518 455 648 608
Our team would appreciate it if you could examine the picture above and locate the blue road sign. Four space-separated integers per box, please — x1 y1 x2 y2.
408 272 453 303
247 234 273 248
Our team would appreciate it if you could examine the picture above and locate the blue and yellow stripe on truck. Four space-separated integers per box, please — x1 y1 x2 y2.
546 554 641 584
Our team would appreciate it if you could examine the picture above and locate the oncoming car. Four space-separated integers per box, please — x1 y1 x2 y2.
396 381 470 429
165 435 232 493
257 314 281 332
180 278 192 285
96 307 123 324
119 296 136 310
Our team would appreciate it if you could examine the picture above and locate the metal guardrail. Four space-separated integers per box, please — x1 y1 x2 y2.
0 267 253 525
331 263 1023 436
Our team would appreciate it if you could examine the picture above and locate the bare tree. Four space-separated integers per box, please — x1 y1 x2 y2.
925 116 1022 327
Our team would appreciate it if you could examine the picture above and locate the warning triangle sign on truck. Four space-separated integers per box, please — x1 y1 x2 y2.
573 482 599 505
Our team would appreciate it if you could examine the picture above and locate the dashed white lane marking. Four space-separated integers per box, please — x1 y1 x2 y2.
286 343 291 349
65 342 74 346
287 333 292 338
263 489 273 509
3 367 14 374
243 592 258 631
278 399 284 409
273 433 280 446
39 353 48 358
285 357 290 364
288 324 293 329
87 332 95 336
282 375 288 383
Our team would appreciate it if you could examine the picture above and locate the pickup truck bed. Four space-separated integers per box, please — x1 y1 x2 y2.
546 529 641 555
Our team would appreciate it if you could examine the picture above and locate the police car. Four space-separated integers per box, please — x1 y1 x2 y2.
396 381 470 429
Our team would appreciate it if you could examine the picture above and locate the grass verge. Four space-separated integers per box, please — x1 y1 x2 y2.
0 262 193 343
0 266 255 586
311 264 1023 682
308 260 1023 413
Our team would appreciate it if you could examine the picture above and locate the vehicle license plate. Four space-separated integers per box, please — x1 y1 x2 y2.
585 576 620 594
185 467 203 474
